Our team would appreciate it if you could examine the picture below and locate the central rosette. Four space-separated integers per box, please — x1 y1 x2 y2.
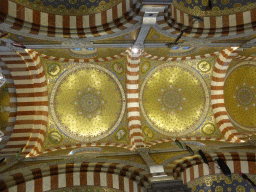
74 90 103 118
161 88 185 111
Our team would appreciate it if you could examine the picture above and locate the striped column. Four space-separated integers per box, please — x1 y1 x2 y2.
172 152 256 184
0 162 150 192
0 49 48 157
211 47 246 143
126 49 145 150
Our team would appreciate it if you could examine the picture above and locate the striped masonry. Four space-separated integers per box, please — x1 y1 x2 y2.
0 162 150 192
36 142 133 156
234 55 256 61
0 61 17 151
156 4 256 39
126 49 145 149
0 0 142 39
0 49 48 157
211 47 247 143
172 152 256 184
142 51 220 61
146 137 226 148
35 50 127 63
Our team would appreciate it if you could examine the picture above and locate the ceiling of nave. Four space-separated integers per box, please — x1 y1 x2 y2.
1 0 256 191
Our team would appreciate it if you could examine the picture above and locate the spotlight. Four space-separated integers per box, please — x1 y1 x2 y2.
185 145 194 155
240 172 256 187
175 139 184 149
132 47 139 54
198 150 209 165
216 157 231 178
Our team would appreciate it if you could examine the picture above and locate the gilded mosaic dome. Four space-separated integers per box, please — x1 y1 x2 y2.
50 64 125 142
224 63 256 131
13 0 123 15
140 62 209 137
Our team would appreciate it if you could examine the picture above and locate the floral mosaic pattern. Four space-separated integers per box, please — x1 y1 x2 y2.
11 0 123 15
188 174 256 192
173 0 256 16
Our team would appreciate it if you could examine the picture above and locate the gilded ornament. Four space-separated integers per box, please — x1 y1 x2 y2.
49 131 63 144
115 128 126 140
221 0 230 5
47 63 61 76
198 60 211 73
50 64 126 142
224 64 256 130
202 123 215 135
141 61 151 73
113 62 124 74
202 0 209 6
215 186 223 192
140 63 209 137
236 185 245 192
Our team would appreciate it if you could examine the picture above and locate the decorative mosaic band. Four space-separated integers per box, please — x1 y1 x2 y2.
126 49 145 150
0 162 149 192
35 51 127 63
0 0 142 39
211 47 247 143
171 152 256 184
142 51 220 61
36 142 132 156
0 49 48 157
0 61 17 151
156 4 256 39
235 55 256 61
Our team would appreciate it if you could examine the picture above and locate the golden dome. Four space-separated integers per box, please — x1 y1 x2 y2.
50 64 125 142
224 63 256 130
140 63 209 136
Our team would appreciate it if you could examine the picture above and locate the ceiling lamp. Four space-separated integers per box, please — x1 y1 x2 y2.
131 47 139 54
198 149 209 166
216 157 232 178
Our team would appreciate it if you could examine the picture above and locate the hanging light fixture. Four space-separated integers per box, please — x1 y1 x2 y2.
216 157 231 178
175 139 184 149
198 150 209 165
185 145 194 155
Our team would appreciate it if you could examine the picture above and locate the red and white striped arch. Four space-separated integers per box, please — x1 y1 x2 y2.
156 4 256 39
126 49 145 149
211 47 247 143
171 152 256 184
0 161 150 192
0 49 48 157
0 0 142 39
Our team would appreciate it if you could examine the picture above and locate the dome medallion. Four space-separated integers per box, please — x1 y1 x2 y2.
50 64 125 142
140 63 209 137
224 63 256 131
